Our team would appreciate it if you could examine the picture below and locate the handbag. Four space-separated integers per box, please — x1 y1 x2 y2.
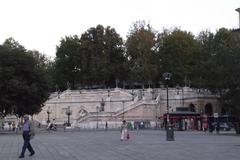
127 132 130 139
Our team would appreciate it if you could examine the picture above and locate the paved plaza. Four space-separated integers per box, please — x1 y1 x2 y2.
0 130 240 160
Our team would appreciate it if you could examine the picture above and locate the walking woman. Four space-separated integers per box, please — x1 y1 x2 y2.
120 120 128 141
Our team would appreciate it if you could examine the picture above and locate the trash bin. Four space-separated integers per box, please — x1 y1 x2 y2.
166 124 175 141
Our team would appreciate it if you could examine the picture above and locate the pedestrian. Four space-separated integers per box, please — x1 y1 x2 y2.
12 121 16 132
105 121 108 131
8 122 12 131
203 122 208 132
120 120 128 141
18 115 35 158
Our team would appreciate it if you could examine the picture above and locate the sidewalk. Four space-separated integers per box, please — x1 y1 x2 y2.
0 130 239 160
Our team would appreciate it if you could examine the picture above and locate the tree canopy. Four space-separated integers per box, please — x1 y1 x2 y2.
126 21 158 86
1 23 240 125
54 25 127 89
52 24 240 122
0 38 51 117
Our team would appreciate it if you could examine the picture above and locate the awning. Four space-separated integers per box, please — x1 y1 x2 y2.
163 112 201 119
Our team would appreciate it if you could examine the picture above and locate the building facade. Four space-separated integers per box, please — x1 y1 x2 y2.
33 87 220 129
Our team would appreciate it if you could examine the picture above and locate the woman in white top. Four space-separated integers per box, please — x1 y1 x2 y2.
120 120 128 141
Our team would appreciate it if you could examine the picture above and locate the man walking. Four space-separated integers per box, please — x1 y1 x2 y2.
19 115 35 158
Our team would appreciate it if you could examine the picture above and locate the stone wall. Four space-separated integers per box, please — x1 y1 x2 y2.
34 87 219 128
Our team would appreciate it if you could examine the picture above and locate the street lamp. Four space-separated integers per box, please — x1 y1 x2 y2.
46 107 51 124
65 106 72 126
96 106 99 129
163 72 174 141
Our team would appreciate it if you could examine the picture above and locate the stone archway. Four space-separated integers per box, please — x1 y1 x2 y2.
205 103 213 116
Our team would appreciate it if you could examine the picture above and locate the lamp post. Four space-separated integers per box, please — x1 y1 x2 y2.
96 106 99 129
163 72 174 141
65 106 72 126
46 107 51 124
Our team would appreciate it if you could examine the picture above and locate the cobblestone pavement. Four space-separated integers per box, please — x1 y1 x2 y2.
0 130 240 160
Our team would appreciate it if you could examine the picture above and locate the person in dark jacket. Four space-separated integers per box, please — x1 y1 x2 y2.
19 115 35 158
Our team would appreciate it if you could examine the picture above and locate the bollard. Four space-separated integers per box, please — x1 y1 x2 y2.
166 124 175 141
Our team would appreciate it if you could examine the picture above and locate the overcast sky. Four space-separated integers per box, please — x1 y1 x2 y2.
0 0 239 58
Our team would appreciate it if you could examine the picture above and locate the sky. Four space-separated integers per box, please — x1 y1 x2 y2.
0 0 239 58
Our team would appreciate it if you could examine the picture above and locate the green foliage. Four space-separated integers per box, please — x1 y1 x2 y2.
80 25 127 88
194 28 240 119
0 39 50 117
2 24 240 121
55 35 81 90
156 28 199 86
126 21 158 85
2 37 26 52
55 25 127 89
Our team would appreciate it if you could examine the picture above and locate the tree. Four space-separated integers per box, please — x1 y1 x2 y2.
28 50 55 91
196 28 240 134
126 21 158 87
197 29 234 98
193 30 215 89
79 25 127 88
55 35 81 90
0 38 50 117
158 28 199 86
55 25 127 89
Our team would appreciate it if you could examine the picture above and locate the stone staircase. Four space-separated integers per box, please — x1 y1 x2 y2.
76 93 160 123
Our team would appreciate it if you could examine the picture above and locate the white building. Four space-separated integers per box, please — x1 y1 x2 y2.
34 87 219 129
